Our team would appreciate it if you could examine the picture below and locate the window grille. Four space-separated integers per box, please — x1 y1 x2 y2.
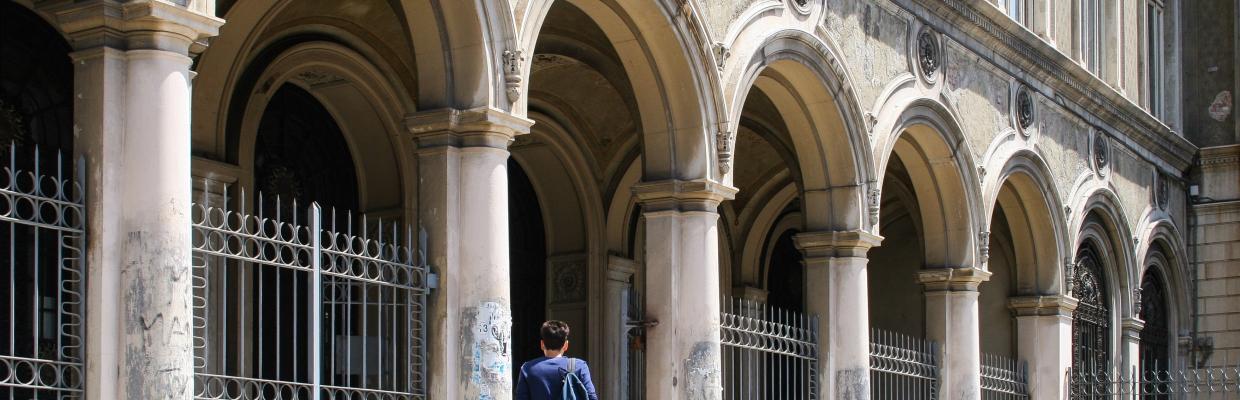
1071 245 1112 398
0 144 86 398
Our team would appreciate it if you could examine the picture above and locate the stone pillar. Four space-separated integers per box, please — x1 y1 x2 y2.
794 230 883 400
604 256 638 400
406 108 532 400
919 267 992 400
633 179 735 400
1009 295 1078 400
1121 317 1145 388
55 2 221 399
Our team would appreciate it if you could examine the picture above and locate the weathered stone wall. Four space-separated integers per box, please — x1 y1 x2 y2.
1192 145 1240 368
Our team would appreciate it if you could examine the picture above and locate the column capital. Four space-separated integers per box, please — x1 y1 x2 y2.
794 230 883 258
917 267 992 292
1122 317 1145 340
1008 295 1080 317
632 179 737 212
606 256 638 283
53 0 222 54
405 107 533 150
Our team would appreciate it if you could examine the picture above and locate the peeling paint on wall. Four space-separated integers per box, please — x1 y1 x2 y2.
683 342 722 400
461 300 512 400
836 368 869 400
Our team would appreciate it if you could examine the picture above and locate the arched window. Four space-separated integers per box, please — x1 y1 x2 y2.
1072 243 1112 375
1139 268 1170 372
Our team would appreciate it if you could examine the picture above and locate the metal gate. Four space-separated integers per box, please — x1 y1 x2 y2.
720 297 819 400
0 145 86 399
870 328 939 400
191 190 428 399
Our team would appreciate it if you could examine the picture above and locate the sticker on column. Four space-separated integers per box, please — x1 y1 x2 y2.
684 342 722 400
462 300 512 400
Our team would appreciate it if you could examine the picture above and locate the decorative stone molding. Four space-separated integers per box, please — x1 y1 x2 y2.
789 0 813 14
1064 258 1077 295
1122 317 1145 340
977 231 990 265
53 0 223 54
794 230 884 259
712 42 729 71
916 267 992 292
1008 295 1079 317
502 50 524 103
549 255 587 304
716 129 736 175
867 187 881 228
405 107 533 149
632 179 737 213
295 69 345 87
1133 287 1144 316
1154 171 1170 211
916 28 941 84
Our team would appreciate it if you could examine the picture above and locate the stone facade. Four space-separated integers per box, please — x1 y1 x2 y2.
1 0 1234 399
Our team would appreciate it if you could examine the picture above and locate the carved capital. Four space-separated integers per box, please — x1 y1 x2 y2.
1008 295 1079 317
793 230 884 259
405 107 533 150
502 50 525 103
632 179 737 213
917 267 992 292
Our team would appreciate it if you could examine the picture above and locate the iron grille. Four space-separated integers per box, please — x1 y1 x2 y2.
0 144 86 398
1139 269 1170 400
720 297 819 400
980 353 1029 399
190 189 428 399
1071 245 1111 397
870 328 939 400
1068 364 1240 399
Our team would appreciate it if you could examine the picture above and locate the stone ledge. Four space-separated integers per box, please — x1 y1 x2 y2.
1009 295 1079 317
632 179 737 213
793 230 884 258
52 0 222 53
917 267 992 292
405 107 534 149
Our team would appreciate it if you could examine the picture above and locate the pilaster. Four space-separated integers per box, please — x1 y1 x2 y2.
633 179 735 400
794 230 883 400
406 107 531 400
1009 295 1079 399
919 267 992 400
54 2 222 399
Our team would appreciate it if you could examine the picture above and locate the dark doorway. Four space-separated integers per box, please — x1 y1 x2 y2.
766 228 805 313
508 159 547 378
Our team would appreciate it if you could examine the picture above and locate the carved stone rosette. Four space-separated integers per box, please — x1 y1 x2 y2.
1092 129 1110 176
1014 85 1035 136
917 28 941 84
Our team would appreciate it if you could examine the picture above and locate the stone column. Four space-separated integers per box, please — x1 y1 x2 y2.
1009 295 1078 400
1121 317 1145 389
55 2 221 399
795 230 882 400
407 108 531 400
633 179 735 400
603 256 638 400
919 267 992 400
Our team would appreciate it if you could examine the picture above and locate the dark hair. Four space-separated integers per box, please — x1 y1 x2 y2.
540 320 570 349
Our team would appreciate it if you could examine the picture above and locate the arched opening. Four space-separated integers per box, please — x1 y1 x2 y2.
979 206 1018 357
507 158 548 378
765 228 805 313
254 84 359 211
1139 266 1170 373
868 155 927 337
0 3 77 398
1071 239 1113 375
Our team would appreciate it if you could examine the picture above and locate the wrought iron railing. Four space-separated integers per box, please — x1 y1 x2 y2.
870 327 939 400
191 189 428 399
1067 363 1240 399
981 353 1029 399
720 297 819 400
0 144 86 399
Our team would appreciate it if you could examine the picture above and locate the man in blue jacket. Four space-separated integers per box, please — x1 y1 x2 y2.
515 320 599 400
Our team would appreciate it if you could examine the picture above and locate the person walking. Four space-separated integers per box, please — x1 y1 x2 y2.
515 320 599 400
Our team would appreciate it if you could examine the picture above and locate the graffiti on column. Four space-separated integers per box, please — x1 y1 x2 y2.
462 300 512 400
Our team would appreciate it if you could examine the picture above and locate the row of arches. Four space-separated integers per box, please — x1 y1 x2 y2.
3 0 1195 396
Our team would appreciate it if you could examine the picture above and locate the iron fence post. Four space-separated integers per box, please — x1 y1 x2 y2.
310 203 322 400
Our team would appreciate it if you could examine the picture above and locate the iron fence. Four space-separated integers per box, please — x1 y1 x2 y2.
870 328 939 400
0 144 86 399
191 189 428 400
720 297 818 400
1067 363 1240 399
980 353 1029 399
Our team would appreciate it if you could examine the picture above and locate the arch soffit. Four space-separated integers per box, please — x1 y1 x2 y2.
518 0 721 181
983 148 1069 293
233 42 409 210
872 95 983 268
740 183 799 287
518 111 608 251
1136 220 1191 330
724 28 872 231
1074 193 1139 318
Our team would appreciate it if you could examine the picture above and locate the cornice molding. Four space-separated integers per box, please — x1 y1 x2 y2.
889 0 1197 172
